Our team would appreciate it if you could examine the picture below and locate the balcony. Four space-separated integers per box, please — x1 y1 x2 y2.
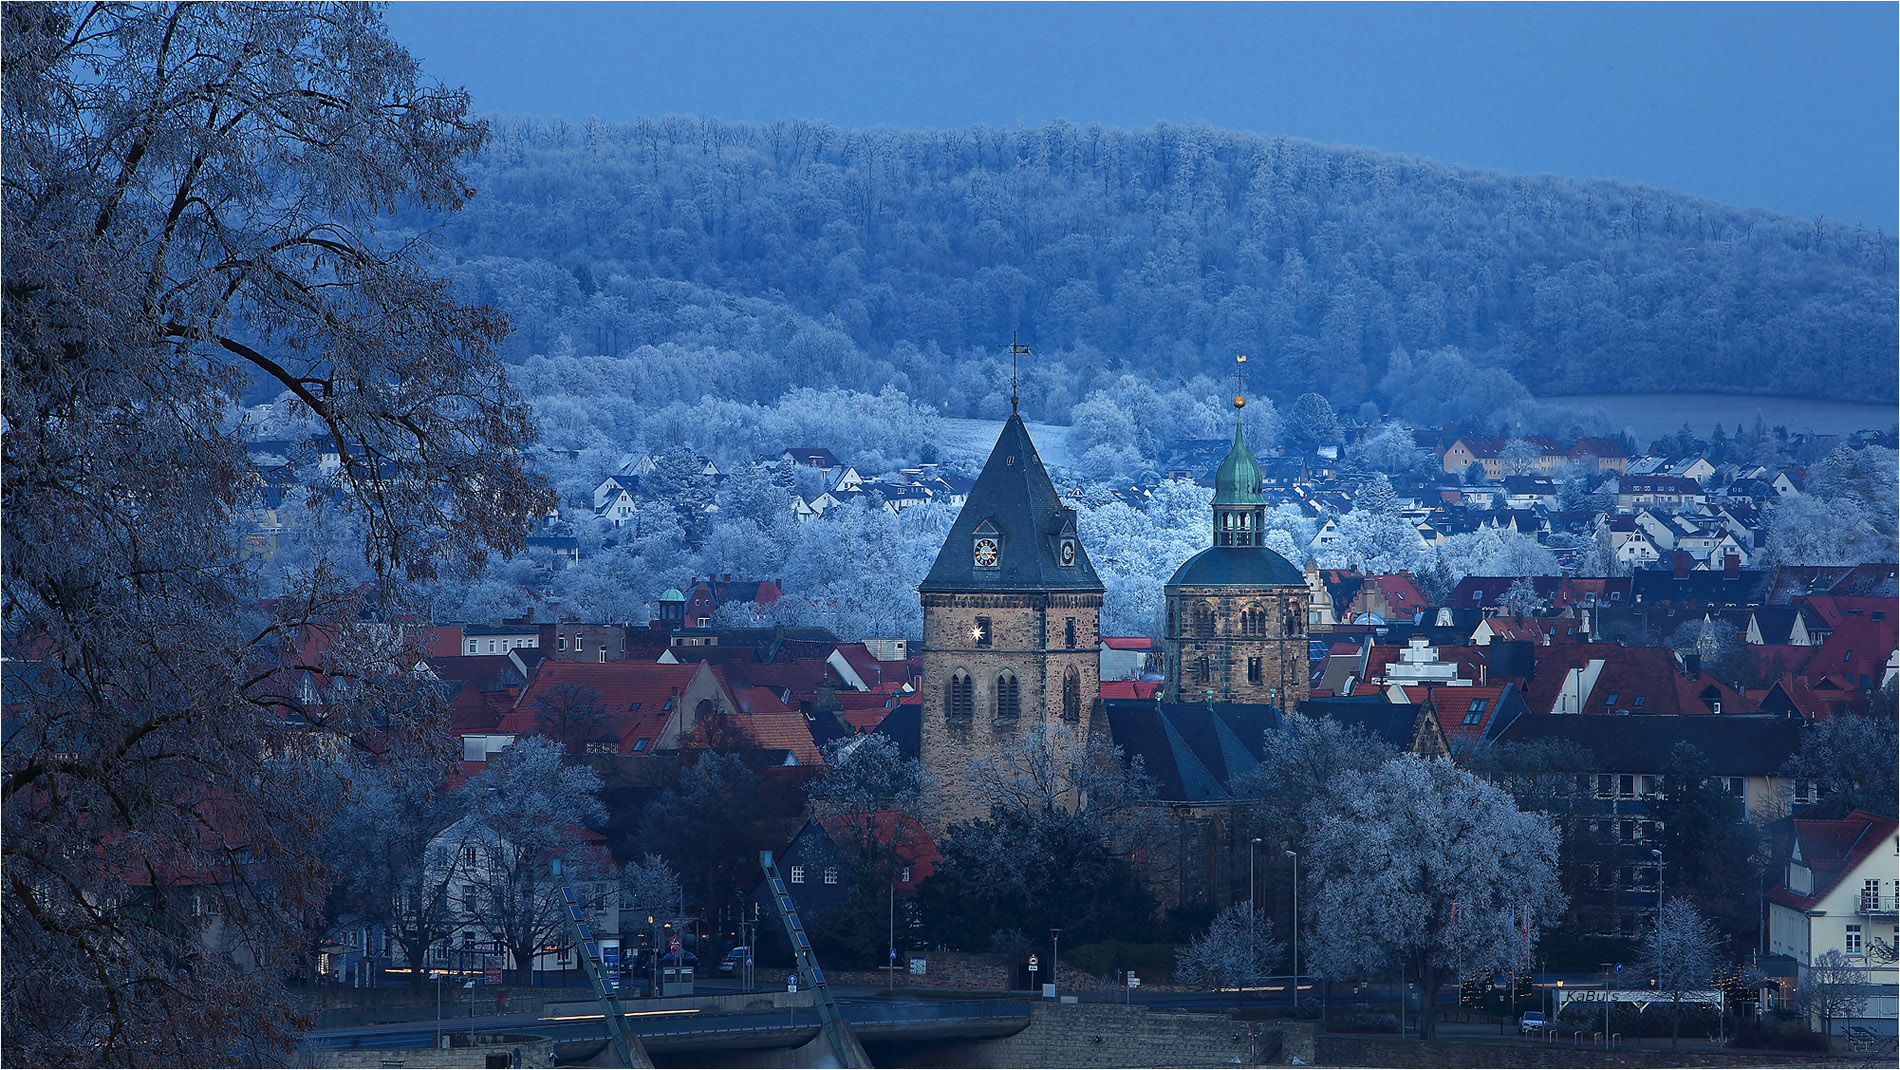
1858 892 1897 917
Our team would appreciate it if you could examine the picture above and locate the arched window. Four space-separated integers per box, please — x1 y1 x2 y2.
1193 602 1216 635
1065 617 1077 649
1241 606 1268 636
1194 656 1210 684
1062 667 1082 723
995 670 1020 720
1248 657 1264 684
948 671 973 720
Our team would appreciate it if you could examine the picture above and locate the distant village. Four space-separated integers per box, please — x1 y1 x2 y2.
233 408 1900 1036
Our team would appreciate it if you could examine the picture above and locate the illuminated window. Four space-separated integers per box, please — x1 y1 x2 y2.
790 866 805 884
973 617 992 648
823 867 839 885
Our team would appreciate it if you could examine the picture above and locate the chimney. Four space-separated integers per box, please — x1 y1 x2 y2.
1673 552 1691 580
1724 554 1740 579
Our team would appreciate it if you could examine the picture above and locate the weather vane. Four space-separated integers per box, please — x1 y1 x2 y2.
1233 354 1247 410
1008 333 1032 415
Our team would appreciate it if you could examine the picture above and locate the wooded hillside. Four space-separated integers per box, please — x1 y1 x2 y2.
402 115 1898 415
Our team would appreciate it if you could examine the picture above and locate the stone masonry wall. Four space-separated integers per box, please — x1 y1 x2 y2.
1165 585 1309 705
885 1002 1273 1069
830 950 1013 991
920 593 1100 829
1314 1035 1852 1068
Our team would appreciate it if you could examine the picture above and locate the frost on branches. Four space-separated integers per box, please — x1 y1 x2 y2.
2 4 549 1063
1304 756 1566 1040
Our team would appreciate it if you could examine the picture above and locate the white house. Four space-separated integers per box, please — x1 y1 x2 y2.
461 623 540 657
1765 810 1899 1031
428 815 620 983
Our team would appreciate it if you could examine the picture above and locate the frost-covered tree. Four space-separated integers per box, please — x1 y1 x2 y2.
1499 577 1547 619
455 740 610 983
966 721 1155 824
1352 422 1431 474
1762 492 1888 567
1325 479 1428 574
1637 899 1723 1049
1305 756 1565 1040
325 760 471 991
1778 714 1900 819
1440 529 1559 581
1287 392 1342 447
1802 950 1870 1036
1174 903 1285 1011
1 5 549 1061
1232 713 1397 854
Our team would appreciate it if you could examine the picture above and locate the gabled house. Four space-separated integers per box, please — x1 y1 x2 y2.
1764 811 1899 1030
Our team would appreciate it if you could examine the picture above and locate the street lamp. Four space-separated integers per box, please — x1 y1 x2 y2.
1285 850 1300 1008
1651 848 1664 914
1051 929 1061 994
1248 838 1262 909
463 979 476 1047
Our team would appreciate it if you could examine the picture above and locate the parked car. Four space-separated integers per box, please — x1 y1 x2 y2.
719 947 750 975
1519 1011 1547 1034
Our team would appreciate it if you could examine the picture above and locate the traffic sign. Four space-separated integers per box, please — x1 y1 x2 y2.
483 963 502 985
890 947 898 962
1028 955 1039 971
1614 963 1623 974
787 974 799 993
1128 975 1140 989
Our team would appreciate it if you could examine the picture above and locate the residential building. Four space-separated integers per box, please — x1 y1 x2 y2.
1765 811 1899 1030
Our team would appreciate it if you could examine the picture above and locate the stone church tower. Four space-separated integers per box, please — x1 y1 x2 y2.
917 413 1103 827
1162 393 1311 706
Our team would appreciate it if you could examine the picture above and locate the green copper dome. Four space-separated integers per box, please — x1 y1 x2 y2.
659 588 686 602
1213 415 1265 506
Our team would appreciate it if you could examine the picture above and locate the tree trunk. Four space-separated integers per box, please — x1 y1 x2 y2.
1417 959 1440 1040
1672 996 1681 1049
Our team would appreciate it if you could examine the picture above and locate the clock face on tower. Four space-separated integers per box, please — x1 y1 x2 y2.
973 537 999 567
1060 539 1076 566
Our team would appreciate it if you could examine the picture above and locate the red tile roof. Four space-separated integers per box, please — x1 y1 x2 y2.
1102 637 1161 651
684 710 823 766
814 812 941 891
1766 811 1898 912
1100 680 1163 700
502 661 704 753
1802 611 1897 686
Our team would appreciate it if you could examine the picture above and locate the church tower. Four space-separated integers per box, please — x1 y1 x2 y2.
1162 370 1310 707
917 413 1104 827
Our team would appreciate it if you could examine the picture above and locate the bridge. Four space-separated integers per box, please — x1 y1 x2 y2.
302 995 1032 1062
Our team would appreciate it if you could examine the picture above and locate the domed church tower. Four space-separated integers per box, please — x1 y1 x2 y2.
1163 370 1310 706
918 411 1104 827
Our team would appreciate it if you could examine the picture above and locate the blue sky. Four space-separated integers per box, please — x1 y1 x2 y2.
386 2 1897 230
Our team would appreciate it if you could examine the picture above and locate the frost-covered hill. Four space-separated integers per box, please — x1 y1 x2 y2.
397 115 1897 421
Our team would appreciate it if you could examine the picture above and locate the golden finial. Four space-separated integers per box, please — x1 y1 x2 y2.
1233 354 1247 409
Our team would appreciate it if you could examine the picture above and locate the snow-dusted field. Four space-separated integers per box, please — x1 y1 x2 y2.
937 417 1076 472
